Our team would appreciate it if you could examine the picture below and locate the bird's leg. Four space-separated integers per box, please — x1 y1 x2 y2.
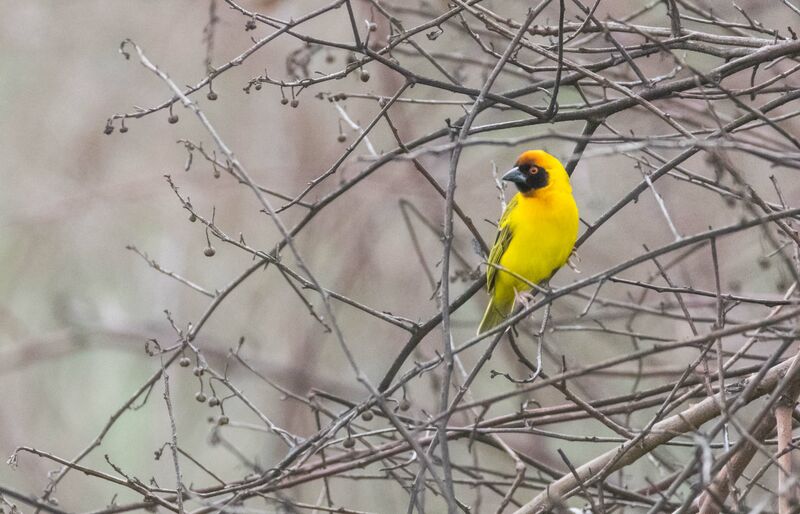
540 279 554 296
567 249 581 273
513 288 537 310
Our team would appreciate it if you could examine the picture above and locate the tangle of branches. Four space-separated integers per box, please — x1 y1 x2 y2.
7 1 800 513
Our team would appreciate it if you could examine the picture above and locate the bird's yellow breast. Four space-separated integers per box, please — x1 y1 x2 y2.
496 189 579 295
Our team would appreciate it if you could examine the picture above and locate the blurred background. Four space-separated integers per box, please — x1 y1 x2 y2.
1 0 798 511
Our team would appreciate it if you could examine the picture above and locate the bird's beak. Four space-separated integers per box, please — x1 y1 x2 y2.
501 167 527 184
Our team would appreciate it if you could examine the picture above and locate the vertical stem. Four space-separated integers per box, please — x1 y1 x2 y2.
776 403 796 514
437 11 539 512
344 0 363 49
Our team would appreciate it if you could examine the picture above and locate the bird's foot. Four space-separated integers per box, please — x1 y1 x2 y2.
514 290 537 310
567 250 581 274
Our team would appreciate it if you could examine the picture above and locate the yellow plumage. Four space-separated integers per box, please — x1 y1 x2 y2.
478 150 579 334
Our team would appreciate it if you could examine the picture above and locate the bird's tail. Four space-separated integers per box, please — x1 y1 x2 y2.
477 297 513 335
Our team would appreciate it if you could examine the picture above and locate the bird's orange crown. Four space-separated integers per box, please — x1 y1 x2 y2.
514 150 563 174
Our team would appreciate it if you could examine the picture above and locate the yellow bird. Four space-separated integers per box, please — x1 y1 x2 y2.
478 150 579 334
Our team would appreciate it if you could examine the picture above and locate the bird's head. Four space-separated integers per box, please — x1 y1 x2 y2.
501 150 569 195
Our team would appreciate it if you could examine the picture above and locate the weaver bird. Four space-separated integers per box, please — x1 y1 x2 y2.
478 150 579 334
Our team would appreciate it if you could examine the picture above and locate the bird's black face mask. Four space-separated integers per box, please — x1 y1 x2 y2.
501 163 549 193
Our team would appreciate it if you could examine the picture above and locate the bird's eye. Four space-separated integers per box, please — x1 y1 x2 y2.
530 166 539 174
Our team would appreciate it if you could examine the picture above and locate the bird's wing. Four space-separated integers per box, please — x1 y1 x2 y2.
486 195 517 292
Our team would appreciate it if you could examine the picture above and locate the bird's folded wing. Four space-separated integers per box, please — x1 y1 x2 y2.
486 196 517 292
